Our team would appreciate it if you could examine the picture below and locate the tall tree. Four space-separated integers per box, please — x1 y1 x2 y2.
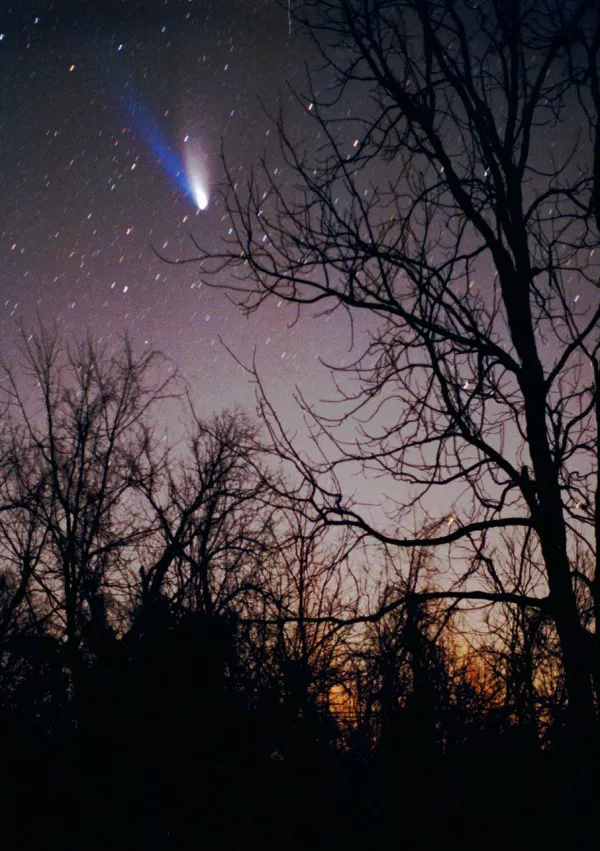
0 327 173 689
188 0 600 732
261 512 356 757
132 408 275 619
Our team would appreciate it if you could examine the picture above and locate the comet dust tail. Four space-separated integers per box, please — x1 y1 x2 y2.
183 139 210 210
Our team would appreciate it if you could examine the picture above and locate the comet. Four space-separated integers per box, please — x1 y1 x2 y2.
104 53 211 211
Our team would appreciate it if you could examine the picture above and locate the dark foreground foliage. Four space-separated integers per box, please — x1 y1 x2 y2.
0 330 596 848
0 606 596 851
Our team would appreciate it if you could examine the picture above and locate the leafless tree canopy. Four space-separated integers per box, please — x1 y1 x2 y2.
178 0 600 733
0 321 595 847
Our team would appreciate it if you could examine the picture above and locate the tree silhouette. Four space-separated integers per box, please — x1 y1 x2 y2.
257 513 355 758
0 325 597 846
131 407 274 617
0 327 173 694
185 0 600 739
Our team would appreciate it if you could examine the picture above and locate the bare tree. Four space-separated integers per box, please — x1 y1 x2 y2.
262 512 357 750
131 408 276 623
0 327 173 690
181 0 600 733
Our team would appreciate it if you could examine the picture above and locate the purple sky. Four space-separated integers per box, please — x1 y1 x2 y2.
2 1 589 551
0 0 363 428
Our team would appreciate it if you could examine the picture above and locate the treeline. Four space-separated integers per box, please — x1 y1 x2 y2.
0 331 593 849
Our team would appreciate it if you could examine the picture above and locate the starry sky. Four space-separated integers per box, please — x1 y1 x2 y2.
0 0 361 426
4 0 589 539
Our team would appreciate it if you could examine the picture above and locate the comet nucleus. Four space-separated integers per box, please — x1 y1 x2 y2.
191 178 209 210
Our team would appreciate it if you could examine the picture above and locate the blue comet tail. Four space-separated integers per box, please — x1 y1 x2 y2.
120 89 201 207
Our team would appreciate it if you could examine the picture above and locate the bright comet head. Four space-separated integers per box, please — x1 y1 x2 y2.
191 179 209 210
183 139 210 211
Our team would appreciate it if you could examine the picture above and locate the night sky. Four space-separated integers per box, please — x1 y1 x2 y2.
0 0 360 426
4 1 585 525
